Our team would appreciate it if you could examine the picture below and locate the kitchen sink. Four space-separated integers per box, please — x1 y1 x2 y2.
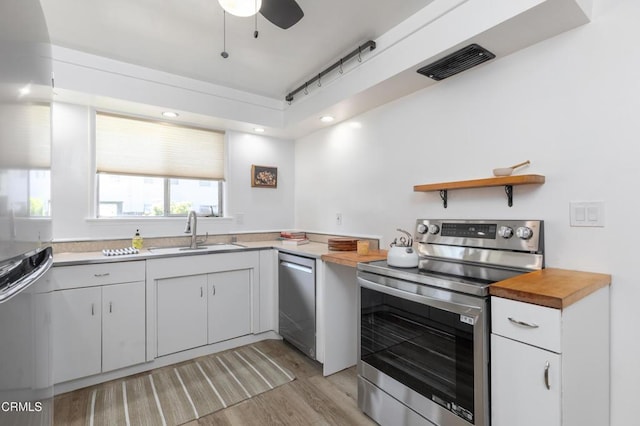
148 243 246 255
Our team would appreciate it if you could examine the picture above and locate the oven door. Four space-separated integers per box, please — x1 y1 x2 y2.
357 271 488 426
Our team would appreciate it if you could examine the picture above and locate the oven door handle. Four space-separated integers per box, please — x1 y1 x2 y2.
358 275 482 317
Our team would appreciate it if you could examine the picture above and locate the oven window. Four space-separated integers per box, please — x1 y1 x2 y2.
360 287 475 423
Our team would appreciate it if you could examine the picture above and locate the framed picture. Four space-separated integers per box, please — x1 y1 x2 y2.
251 165 278 188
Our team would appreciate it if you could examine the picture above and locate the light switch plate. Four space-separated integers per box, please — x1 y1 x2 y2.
570 201 604 227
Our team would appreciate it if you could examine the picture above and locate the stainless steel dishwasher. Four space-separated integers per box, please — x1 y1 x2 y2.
278 252 316 360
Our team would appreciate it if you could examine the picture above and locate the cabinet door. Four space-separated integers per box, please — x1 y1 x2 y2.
156 275 207 356
208 269 251 344
52 287 102 383
491 334 561 426
102 281 146 372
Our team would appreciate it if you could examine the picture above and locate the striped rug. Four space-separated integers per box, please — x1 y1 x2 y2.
87 344 295 425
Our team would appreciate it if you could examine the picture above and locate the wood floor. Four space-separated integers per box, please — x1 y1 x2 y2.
54 339 377 425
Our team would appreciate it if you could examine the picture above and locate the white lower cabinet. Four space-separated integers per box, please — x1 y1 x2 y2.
102 281 146 371
208 270 251 344
52 280 146 383
156 275 208 356
52 287 102 383
491 286 610 426
154 265 254 356
491 334 561 426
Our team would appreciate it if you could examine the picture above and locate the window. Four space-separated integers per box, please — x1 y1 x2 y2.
0 103 51 217
0 169 51 217
95 113 224 217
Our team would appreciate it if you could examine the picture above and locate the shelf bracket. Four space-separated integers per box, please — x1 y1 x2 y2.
440 189 448 208
505 185 513 207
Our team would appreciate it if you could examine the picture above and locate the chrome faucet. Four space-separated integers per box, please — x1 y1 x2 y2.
184 210 199 249
184 210 209 249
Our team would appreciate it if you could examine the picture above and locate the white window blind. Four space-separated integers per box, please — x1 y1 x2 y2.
96 113 225 180
0 103 51 168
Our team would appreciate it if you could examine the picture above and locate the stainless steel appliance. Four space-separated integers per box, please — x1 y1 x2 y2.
278 252 316 359
0 249 54 425
0 1 54 425
357 219 544 426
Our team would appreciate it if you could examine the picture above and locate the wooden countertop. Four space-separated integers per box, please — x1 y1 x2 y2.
489 267 611 309
321 249 388 268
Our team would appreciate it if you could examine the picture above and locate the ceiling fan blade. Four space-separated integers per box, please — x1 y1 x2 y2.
260 0 303 29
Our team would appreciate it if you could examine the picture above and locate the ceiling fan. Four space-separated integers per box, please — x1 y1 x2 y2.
261 0 304 29
218 0 304 29
218 0 303 58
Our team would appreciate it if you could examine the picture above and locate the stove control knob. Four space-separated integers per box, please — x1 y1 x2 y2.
428 224 440 235
498 226 514 239
516 226 533 240
417 223 428 234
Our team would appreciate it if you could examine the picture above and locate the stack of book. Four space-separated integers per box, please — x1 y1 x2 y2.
279 231 309 246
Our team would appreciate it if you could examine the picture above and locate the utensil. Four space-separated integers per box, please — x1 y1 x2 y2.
493 160 530 177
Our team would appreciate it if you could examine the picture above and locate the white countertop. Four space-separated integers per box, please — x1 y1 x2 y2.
53 240 332 266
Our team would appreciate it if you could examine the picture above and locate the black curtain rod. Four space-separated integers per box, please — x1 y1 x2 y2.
285 40 376 103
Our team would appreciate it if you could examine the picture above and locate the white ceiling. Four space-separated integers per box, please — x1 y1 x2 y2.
40 0 431 101
38 0 592 138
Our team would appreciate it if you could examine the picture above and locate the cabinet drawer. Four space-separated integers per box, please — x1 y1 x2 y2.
491 296 561 353
53 261 146 290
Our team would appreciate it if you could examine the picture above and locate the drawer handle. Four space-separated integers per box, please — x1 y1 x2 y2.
544 361 551 390
91 303 95 316
109 302 113 313
212 285 216 296
508 317 539 328
94 273 110 277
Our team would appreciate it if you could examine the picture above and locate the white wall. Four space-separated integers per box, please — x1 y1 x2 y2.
51 104 295 240
225 130 295 231
294 1 638 424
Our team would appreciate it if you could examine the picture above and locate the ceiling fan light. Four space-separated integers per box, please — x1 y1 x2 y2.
218 0 262 17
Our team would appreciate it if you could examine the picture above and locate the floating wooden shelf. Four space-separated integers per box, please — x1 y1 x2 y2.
413 174 545 208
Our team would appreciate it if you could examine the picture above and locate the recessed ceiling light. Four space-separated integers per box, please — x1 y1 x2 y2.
320 115 334 123
162 111 179 118
254 127 265 133
18 85 31 97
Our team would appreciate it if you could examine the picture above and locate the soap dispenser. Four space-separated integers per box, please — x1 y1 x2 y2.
132 229 143 249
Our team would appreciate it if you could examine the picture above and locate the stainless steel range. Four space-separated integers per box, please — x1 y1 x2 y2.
357 219 544 426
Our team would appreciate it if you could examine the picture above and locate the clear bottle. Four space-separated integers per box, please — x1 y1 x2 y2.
132 229 143 249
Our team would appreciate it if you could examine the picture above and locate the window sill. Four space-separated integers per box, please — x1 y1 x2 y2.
86 216 233 223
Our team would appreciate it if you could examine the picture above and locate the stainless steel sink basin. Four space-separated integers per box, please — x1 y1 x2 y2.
148 243 245 255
